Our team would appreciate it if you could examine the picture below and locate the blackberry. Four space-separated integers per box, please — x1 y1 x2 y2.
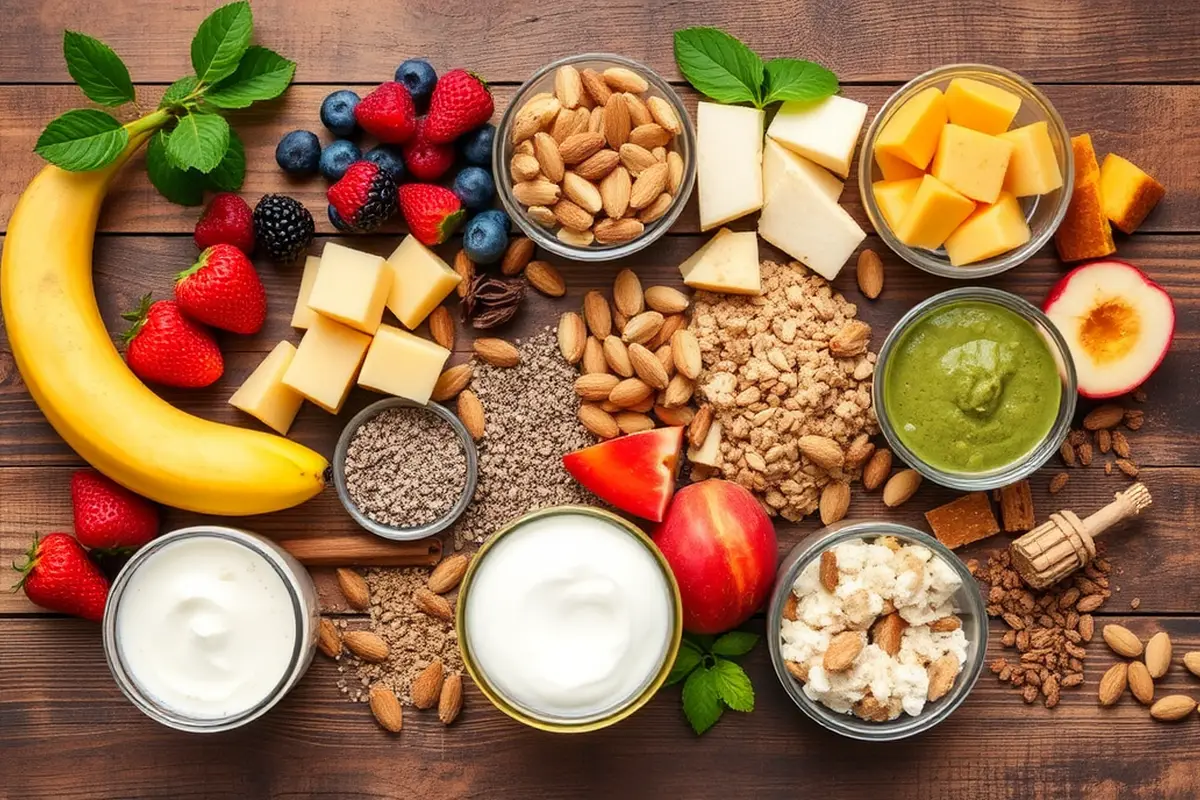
253 195 315 263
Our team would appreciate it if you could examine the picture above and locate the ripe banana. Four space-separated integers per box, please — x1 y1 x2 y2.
1 134 327 515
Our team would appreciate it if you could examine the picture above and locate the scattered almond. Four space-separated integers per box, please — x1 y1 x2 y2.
621 310 664 345
609 377 653 408
1145 631 1172 679
579 403 620 439
862 448 892 491
823 631 863 672
368 684 403 733
456 390 486 440
628 343 669 389
344 630 390 663
473 338 520 368
431 363 473 402
575 372 621 401
453 250 474 298
819 481 851 524
1097 662 1128 706
428 554 469 594
414 588 454 622
1102 624 1144 658
525 260 567 297
856 249 884 299
654 403 692 426
582 290 613 338
557 311 586 364
1128 660 1155 705
337 567 371 611
602 336 634 377
662 374 695 407
882 469 923 508
797 435 844 471
1183 652 1200 678
615 411 656 434
1083 404 1125 430
844 435 875 470
1049 472 1070 494
317 617 342 658
428 305 455 350
648 313 684 350
581 338 609 375
438 673 464 725
644 285 689 315
671 329 703 380
410 659 445 710
1150 695 1196 721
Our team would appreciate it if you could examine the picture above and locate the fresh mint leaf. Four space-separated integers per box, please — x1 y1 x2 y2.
763 58 838 105
35 109 128 171
62 31 135 107
146 130 206 206
682 666 724 735
205 46 296 109
665 641 703 686
167 111 230 173
711 659 755 712
160 76 200 109
685 633 716 652
711 631 760 658
206 129 245 191
190 0 253 86
674 27 764 106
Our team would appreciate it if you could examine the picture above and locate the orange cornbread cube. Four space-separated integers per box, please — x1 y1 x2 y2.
875 87 947 170
1054 133 1115 262
1099 154 1165 234
1072 133 1101 186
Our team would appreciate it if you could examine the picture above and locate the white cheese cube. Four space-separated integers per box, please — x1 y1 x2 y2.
763 137 843 205
758 171 866 281
766 95 869 178
687 421 723 466
678 229 760 295
696 102 764 230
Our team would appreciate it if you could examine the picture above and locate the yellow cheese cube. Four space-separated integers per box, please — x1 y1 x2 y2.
930 124 1014 204
228 341 305 435
385 236 462 329
944 78 1021 135
307 243 392 334
944 193 1032 266
357 325 451 405
1099 153 1165 234
872 178 924 231
875 87 947 170
874 150 925 181
1071 133 1100 186
282 315 371 414
291 256 322 329
895 174 976 250
678 228 761 295
998 121 1063 197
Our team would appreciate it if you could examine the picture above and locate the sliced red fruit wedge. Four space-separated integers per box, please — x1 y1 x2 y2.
561 427 684 521
1043 259 1175 399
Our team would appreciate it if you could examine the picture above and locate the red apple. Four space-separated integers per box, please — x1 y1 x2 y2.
562 427 684 521
652 479 777 634
1043 259 1175 398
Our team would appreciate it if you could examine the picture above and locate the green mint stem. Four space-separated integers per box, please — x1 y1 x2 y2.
124 108 172 138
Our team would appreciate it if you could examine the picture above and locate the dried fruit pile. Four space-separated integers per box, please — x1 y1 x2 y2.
1053 398 1147 491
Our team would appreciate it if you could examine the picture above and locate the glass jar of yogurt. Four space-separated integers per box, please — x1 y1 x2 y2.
102 526 319 732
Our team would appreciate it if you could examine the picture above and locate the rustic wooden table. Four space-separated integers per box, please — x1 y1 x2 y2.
2 2 1198 798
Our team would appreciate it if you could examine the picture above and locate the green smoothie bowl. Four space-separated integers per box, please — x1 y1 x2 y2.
874 287 1077 491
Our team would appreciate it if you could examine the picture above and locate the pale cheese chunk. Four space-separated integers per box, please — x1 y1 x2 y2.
687 421 723 466
766 95 869 178
358 325 451 405
307 243 392 334
678 228 761 295
696 102 764 230
763 137 843 205
281 315 371 414
291 256 322 329
758 168 866 281
385 235 462 329
228 341 305 435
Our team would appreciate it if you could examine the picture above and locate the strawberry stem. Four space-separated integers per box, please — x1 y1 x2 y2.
10 533 41 592
119 293 154 346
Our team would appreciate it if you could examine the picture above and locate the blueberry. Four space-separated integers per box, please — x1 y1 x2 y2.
319 140 362 182
458 124 495 167
462 212 509 264
452 166 496 210
472 208 511 232
320 90 361 137
275 130 322 176
364 144 406 184
328 204 352 232
395 59 438 108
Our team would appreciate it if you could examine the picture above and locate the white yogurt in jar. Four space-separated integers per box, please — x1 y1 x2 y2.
113 534 300 721
464 511 676 721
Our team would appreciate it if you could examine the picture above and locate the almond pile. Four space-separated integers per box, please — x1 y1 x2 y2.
1097 625 1200 722
1052 395 1147 491
508 63 687 247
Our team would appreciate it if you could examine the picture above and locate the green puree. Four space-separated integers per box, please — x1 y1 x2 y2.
883 301 1060 473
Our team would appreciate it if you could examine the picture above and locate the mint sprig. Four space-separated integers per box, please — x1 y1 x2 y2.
35 109 128 171
190 0 254 85
666 631 759 735
674 27 837 110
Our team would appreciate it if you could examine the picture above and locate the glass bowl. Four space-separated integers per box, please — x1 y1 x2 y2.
767 521 987 742
494 53 697 262
858 63 1074 279
873 287 1077 491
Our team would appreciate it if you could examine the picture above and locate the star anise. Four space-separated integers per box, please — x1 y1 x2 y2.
462 274 524 329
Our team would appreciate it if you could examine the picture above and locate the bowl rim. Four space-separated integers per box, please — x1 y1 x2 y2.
493 52 698 262
857 62 1076 279
766 520 988 742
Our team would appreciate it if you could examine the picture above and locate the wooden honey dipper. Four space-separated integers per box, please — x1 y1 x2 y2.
1010 483 1152 590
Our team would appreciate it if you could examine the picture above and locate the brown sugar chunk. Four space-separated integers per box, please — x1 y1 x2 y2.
997 480 1036 533
925 492 1001 550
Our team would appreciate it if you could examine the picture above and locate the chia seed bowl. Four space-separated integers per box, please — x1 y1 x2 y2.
333 397 478 541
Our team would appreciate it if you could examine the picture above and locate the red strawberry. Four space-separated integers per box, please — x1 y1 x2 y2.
355 82 418 144
175 244 267 334
402 117 456 181
194 193 255 254
13 533 110 621
424 69 494 143
327 161 399 232
398 184 465 246
70 469 160 551
122 296 224 388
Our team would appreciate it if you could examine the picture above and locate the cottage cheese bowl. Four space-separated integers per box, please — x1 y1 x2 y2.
768 521 986 741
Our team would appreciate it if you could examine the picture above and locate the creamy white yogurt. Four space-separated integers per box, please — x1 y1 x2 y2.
464 511 675 721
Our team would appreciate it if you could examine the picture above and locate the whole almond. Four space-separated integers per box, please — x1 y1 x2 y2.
431 363 473 402
526 260 567 297
652 145 667 162
820 481 851 524
575 149 620 181
1097 662 1128 706
603 93 632 148
1084 404 1125 430
644 285 689 315
655 404 693 426
882 469 922 507
579 68 612 106
602 335 634 377
453 250 474 298
554 64 583 108
671 329 703 380
622 310 664 344
411 659 445 709
628 343 669 389
428 554 469 594
457 389 486 440
474 338 520 367
663 373 695 407
623 92 652 127
600 165 632 219
582 291 613 338
438 673 464 725
871 612 907 657
511 96 561 143
612 307 626 333
576 372 621 400
1128 660 1155 704
798 435 844 471
638 192 674 224
856 249 884 299
667 151 684 194
609 377 653 408
1150 695 1196 721
344 630 389 663
619 143 658 176
844 434 875 469
501 237 536 276
588 105 605 135
550 106 589 142
1103 624 1144 658
629 123 673 150
510 152 541 182
558 131 606 165
513 179 561 207
553 199 594 231
561 171 603 214
514 139 535 157
926 654 959 702
1145 631 1173 679
603 66 649 94
648 313 684 350
581 337 609 375
647 96 683 135
862 448 893 491
630 162 669 209
594 217 645 244
616 411 656 434
336 568 370 610
428 305 455 350
824 631 864 672
689 405 714 448
414 588 454 622
579 403 620 439
557 311 586 364
368 685 403 733
613 269 645 316
317 617 342 658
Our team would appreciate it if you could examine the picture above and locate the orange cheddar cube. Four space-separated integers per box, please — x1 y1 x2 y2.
895 174 976 250
930 124 1014 204
875 87 947 170
1054 178 1115 262
999 121 1063 197
874 149 925 181
944 193 1032 266
1071 133 1101 186
944 78 1021 135
1099 154 1165 234
872 177 923 231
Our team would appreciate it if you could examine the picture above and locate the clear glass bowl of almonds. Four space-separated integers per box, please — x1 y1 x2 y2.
494 53 697 261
